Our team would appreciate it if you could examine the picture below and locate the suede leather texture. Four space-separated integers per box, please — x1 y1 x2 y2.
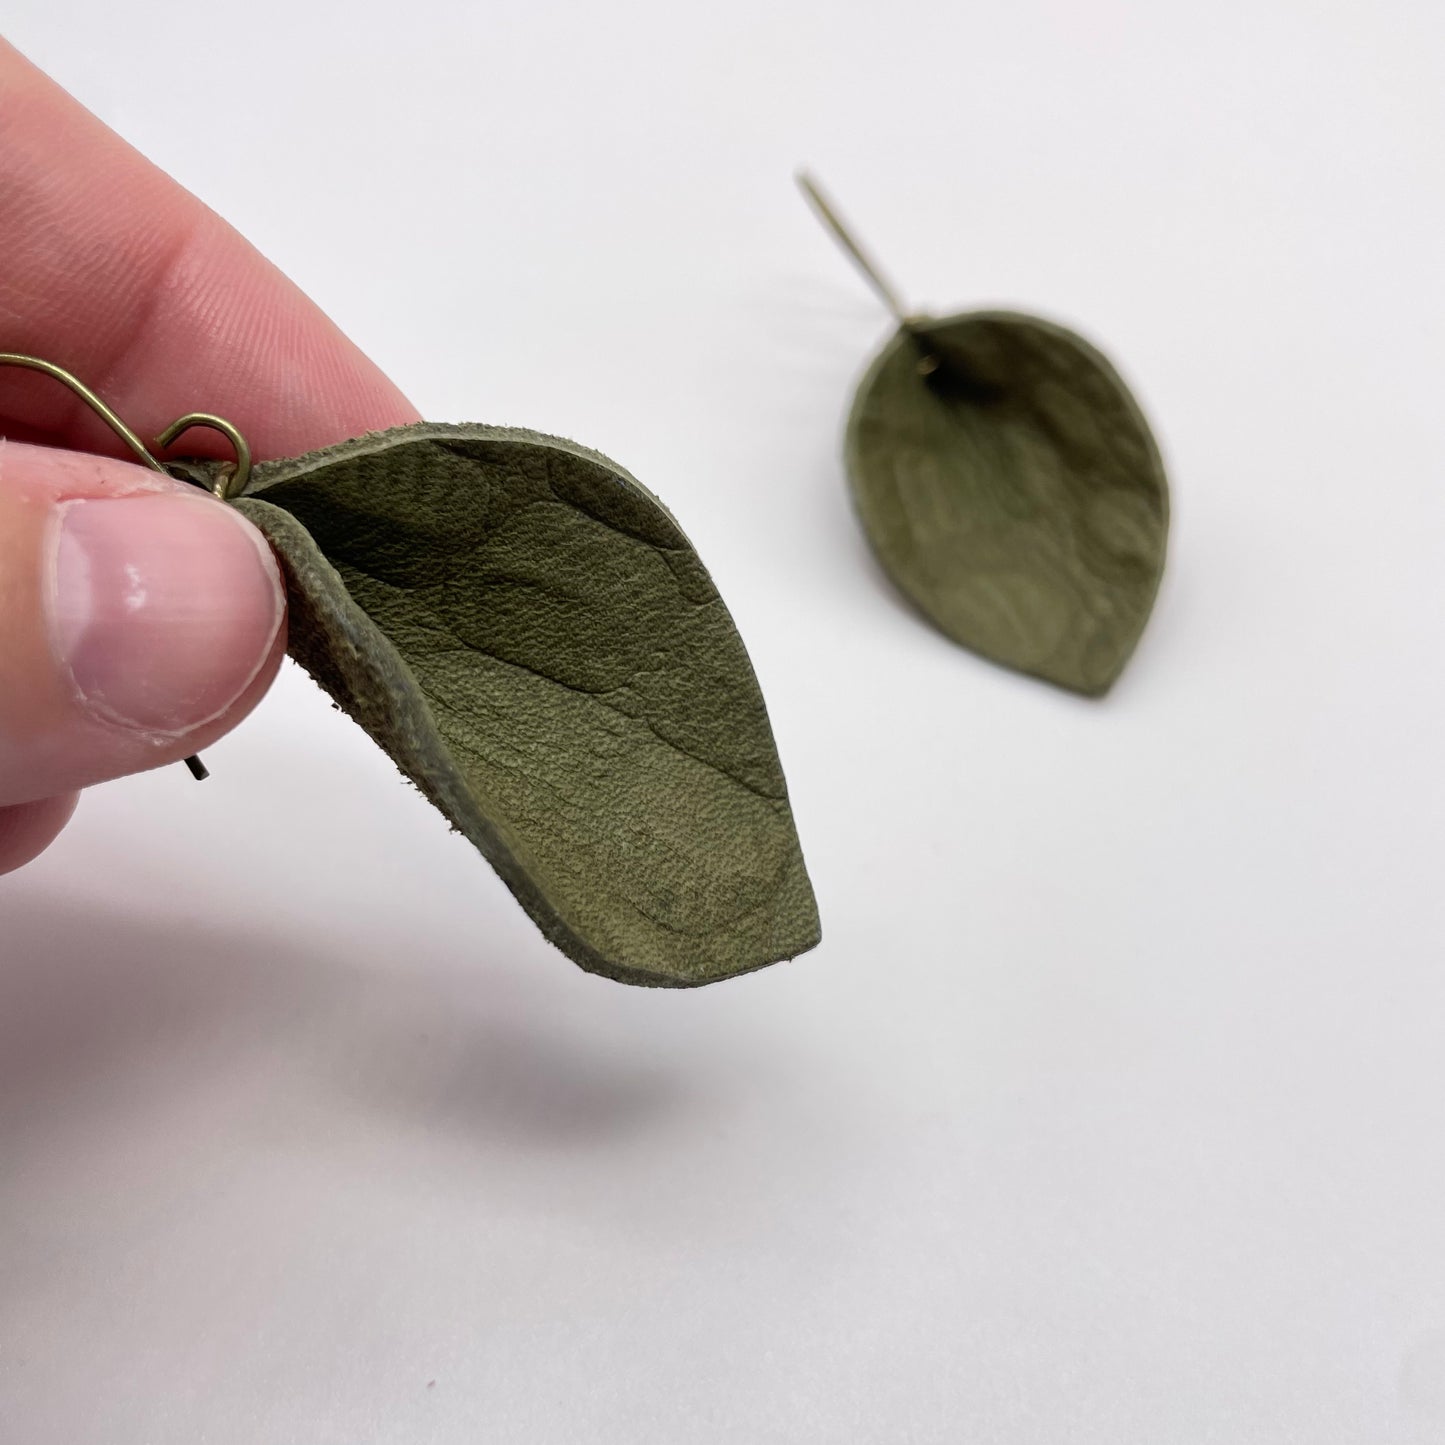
221 423 820 987
846 311 1169 695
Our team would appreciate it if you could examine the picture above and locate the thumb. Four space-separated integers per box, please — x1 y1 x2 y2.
0 438 286 809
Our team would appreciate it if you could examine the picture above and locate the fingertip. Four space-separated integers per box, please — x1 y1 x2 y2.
50 489 285 735
0 444 287 801
0 793 79 876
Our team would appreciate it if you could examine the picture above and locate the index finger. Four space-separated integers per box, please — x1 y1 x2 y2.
0 38 420 462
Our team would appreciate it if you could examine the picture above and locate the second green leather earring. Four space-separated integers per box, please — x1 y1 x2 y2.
800 174 1169 697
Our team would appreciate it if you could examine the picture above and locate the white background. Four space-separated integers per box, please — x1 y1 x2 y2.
3 1 1443 1440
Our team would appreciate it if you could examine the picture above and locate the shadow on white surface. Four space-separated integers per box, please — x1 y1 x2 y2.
0 893 702 1156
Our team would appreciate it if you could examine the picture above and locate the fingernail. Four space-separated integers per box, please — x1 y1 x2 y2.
48 493 284 734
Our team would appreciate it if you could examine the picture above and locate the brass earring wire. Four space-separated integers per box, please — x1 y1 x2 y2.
795 171 940 376
795 171 912 326
0 353 255 782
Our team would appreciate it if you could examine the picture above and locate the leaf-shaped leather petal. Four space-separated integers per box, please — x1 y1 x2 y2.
230 423 819 987
845 311 1169 695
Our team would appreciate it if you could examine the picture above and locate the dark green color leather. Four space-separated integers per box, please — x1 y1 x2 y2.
213 423 818 987
846 311 1169 695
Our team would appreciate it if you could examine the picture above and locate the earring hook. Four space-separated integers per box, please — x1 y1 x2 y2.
0 352 172 474
155 413 252 501
0 352 257 782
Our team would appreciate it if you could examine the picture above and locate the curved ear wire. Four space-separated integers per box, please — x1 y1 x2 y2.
155 413 252 500
795 171 911 324
0 351 171 472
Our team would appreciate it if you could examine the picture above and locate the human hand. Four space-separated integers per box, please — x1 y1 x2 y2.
0 39 419 874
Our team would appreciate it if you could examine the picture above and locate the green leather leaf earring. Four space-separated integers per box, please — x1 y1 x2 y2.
799 174 1169 696
0 353 820 989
